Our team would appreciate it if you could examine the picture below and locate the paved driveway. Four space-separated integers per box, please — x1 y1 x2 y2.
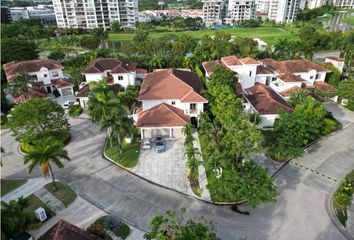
2 117 354 240
324 102 354 128
131 139 193 196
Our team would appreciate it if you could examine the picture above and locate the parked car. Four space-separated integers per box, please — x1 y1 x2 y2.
63 101 79 109
155 136 165 153
142 139 152 150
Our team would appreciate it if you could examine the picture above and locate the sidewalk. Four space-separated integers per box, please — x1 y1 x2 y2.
192 130 211 201
2 178 50 203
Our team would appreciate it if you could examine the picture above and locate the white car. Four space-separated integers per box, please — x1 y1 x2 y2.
63 101 79 109
142 139 152 150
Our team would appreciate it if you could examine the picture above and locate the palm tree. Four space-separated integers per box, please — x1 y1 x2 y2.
149 54 165 69
24 139 70 191
9 72 33 97
91 27 108 48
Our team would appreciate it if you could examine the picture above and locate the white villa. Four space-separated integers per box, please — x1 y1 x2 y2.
81 57 147 91
3 59 74 104
135 69 208 139
202 55 333 127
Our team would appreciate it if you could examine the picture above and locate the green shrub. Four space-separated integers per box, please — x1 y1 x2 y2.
323 118 337 135
68 104 83 117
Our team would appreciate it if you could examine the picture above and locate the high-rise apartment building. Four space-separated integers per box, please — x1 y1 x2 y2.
10 6 56 25
268 0 302 23
52 0 138 29
332 0 354 8
202 0 227 26
256 0 271 13
228 0 256 21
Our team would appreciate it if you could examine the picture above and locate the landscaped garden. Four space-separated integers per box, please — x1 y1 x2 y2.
1 179 27 196
87 215 131 239
105 141 140 168
333 170 354 227
68 104 83 117
44 181 77 207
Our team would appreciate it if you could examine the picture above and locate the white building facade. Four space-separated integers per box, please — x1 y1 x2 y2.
202 0 227 26
256 0 271 13
52 0 138 29
10 6 56 24
227 0 256 22
268 0 302 23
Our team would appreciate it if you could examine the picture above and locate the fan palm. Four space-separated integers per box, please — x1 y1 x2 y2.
24 139 70 191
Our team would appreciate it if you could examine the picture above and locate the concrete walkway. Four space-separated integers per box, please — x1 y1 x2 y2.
192 130 211 201
29 196 106 239
2 178 50 203
345 195 354 237
34 187 65 212
324 102 354 128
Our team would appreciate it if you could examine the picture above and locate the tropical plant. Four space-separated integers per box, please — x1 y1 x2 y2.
24 138 70 190
91 27 108 47
8 72 34 97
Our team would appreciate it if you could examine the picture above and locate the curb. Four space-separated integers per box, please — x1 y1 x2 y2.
101 137 244 206
326 183 354 240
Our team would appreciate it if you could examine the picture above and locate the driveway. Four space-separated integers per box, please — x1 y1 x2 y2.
324 102 354 128
131 139 193 196
2 117 354 240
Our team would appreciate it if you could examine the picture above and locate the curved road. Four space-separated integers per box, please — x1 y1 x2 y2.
2 116 354 240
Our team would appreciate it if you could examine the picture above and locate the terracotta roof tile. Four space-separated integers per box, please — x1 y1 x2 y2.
278 74 305 82
221 55 242 66
279 86 330 102
279 86 302 97
82 58 140 74
3 59 63 82
14 87 49 104
38 219 100 240
137 103 190 127
244 83 293 115
136 68 148 74
314 81 336 93
76 84 90 97
260 58 330 74
138 69 207 102
256 65 274 75
52 79 74 89
240 57 259 65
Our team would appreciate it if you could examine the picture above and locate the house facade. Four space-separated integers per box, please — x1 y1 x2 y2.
3 59 74 103
136 69 208 139
82 58 147 91
202 56 332 127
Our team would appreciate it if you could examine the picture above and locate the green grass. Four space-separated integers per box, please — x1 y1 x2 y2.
116 223 130 239
23 194 56 229
0 115 11 129
108 26 299 45
1 179 27 196
44 181 77 207
105 141 140 168
342 16 354 25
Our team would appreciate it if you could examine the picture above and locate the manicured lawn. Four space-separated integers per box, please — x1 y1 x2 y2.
105 141 140 168
1 179 27 196
108 26 299 45
44 181 77 207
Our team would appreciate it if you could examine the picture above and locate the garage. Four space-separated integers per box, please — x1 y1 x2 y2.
141 127 183 139
60 87 73 96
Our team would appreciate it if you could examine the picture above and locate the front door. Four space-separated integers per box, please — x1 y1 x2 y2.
46 86 52 93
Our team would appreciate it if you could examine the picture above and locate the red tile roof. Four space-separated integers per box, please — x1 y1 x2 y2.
38 219 100 240
14 87 49 104
326 56 345 62
240 57 259 65
314 81 336 93
82 57 145 74
279 86 302 97
260 58 330 74
244 83 293 115
3 59 63 82
278 74 305 82
221 55 242 66
280 86 330 102
136 68 148 74
137 103 190 128
202 60 222 76
76 84 90 97
138 69 207 103
256 65 273 75
52 79 74 89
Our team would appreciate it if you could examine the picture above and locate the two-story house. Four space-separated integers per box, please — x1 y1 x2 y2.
82 57 147 91
3 59 74 103
136 69 208 139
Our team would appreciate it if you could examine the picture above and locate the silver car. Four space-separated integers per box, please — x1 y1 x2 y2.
155 136 165 153
142 139 152 150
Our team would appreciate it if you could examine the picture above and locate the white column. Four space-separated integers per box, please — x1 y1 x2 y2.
169 128 173 139
141 129 144 139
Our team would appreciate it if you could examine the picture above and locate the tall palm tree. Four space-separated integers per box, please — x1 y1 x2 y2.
24 139 70 191
91 27 108 48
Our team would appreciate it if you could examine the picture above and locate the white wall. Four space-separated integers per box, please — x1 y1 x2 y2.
223 63 259 89
84 73 105 83
259 114 278 127
270 80 303 93
293 71 327 85
142 99 204 116
27 67 63 85
112 73 136 89
325 59 344 73
78 97 89 108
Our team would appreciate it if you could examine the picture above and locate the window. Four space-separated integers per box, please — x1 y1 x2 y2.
171 101 176 105
190 103 196 109
43 74 48 78
118 76 123 80
310 76 314 80
316 74 320 79
52 71 59 77
249 71 252 77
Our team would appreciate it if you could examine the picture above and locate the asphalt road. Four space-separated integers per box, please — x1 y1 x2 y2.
2 115 354 240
